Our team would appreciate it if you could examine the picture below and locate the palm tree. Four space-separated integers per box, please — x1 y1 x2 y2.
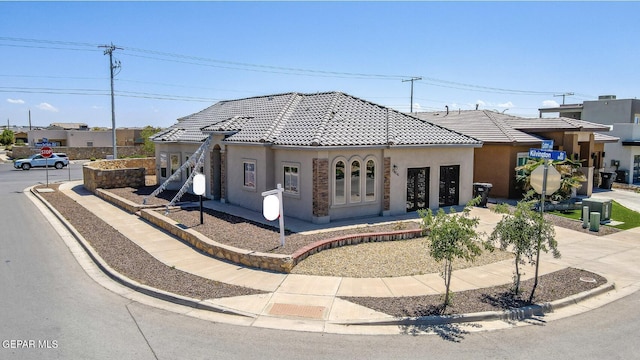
515 157 586 201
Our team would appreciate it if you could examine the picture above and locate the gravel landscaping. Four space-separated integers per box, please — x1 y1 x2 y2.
37 184 612 317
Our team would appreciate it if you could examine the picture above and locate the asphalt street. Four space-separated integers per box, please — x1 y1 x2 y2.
1 161 639 359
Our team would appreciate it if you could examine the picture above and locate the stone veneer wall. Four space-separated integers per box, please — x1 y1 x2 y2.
10 146 148 160
93 185 428 274
383 157 391 211
141 209 295 273
220 150 227 201
83 158 155 192
312 158 329 217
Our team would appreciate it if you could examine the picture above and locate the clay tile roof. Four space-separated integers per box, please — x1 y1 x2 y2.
156 92 481 147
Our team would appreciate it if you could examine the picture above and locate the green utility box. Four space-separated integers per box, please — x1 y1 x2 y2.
581 198 612 224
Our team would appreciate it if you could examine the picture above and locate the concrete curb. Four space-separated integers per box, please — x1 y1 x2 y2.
28 185 256 319
28 182 623 330
334 281 616 326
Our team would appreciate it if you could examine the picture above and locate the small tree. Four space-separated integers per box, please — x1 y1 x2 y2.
140 125 162 156
489 198 559 296
419 197 488 307
0 129 15 146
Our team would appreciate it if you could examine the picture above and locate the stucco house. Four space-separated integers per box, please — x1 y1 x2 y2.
415 110 617 199
152 92 482 224
539 95 640 185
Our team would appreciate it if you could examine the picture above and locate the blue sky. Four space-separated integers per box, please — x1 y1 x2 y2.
1 1 639 129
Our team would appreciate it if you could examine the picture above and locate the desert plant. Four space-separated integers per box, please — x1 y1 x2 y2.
0 129 14 146
140 125 163 156
489 198 560 296
418 197 489 307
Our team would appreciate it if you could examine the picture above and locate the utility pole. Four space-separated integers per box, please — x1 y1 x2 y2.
99 43 122 159
402 77 422 113
554 92 574 105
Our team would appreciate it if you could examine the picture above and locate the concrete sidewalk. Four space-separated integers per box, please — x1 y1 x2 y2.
36 181 640 334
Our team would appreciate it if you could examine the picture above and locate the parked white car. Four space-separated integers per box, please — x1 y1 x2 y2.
13 153 69 170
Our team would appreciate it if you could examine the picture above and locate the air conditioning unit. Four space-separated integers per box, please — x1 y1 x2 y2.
581 198 612 224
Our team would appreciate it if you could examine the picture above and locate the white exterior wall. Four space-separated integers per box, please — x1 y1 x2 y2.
604 124 640 184
157 140 476 223
384 146 475 216
69 131 113 147
155 142 205 191
225 143 271 212
272 148 319 222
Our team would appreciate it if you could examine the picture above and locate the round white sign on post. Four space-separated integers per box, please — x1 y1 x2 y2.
530 165 562 195
193 173 206 196
263 194 280 221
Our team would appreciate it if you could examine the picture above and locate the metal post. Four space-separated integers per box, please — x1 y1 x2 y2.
277 183 285 247
199 195 203 225
531 160 548 301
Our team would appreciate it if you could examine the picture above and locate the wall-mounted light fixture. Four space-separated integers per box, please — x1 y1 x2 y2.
392 164 399 176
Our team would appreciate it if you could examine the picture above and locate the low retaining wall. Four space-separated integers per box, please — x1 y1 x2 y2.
139 206 425 273
83 158 155 192
141 209 295 273
95 189 160 214
291 229 424 267
93 187 426 274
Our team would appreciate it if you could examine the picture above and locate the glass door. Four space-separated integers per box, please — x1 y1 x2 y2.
406 167 429 212
439 165 460 207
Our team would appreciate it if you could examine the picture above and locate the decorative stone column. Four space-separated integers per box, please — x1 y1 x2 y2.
383 157 391 212
312 158 329 223
220 149 227 203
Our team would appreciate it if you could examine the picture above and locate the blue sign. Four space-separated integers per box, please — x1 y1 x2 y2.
541 140 554 150
35 142 54 148
529 148 567 161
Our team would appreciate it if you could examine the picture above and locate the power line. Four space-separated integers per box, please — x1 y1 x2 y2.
3 36 571 97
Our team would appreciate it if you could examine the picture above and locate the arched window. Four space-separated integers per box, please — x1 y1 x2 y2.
333 156 377 207
334 160 346 205
365 159 375 201
350 160 361 202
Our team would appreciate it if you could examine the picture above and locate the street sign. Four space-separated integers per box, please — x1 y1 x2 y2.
529 148 567 161
262 184 285 247
193 174 206 196
541 140 554 150
530 164 562 194
263 195 280 221
40 146 53 158
192 173 206 225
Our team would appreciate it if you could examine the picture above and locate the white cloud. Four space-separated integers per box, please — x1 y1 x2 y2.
497 101 514 108
467 100 486 110
412 103 422 111
7 98 25 104
37 102 59 112
542 100 559 107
